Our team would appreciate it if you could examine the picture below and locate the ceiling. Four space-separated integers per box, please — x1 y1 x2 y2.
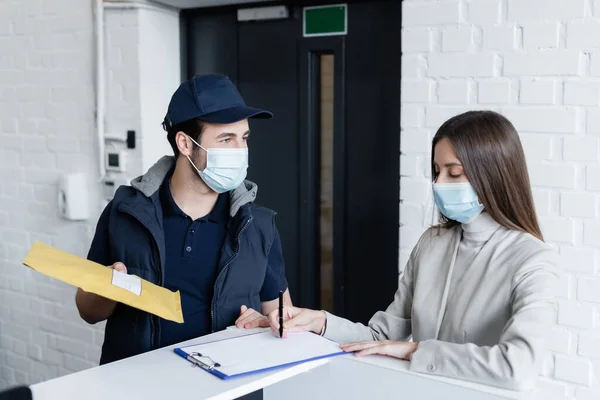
151 0 273 9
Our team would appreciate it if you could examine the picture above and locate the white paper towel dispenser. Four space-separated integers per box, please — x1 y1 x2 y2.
58 172 89 220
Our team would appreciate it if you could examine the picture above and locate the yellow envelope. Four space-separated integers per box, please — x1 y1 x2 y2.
22 241 184 323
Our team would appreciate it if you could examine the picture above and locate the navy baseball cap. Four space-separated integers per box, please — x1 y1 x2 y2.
163 73 273 128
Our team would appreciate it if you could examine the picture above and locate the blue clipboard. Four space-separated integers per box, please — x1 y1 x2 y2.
173 331 346 380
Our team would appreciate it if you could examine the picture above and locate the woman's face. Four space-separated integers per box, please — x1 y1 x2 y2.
433 138 469 184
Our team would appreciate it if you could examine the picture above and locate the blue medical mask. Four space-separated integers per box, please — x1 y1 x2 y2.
432 182 484 224
186 135 248 194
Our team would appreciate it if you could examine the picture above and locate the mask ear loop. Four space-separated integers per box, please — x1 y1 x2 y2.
186 134 208 152
185 134 209 173
472 184 485 208
186 154 203 174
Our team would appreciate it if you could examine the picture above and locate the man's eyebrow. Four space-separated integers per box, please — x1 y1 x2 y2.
216 132 236 139
216 130 251 139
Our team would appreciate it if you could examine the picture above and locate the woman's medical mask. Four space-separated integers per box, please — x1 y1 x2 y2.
186 135 248 194
432 182 484 224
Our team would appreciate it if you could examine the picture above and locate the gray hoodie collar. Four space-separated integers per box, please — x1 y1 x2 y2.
130 155 257 217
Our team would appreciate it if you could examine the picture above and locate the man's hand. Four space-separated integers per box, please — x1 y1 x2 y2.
80 262 128 295
76 262 128 324
235 305 270 329
110 262 127 274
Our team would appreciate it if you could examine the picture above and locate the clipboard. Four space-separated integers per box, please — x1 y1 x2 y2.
174 331 345 380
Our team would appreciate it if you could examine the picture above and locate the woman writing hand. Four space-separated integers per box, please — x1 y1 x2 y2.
268 306 326 337
269 306 419 360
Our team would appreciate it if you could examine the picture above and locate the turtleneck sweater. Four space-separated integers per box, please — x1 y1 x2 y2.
446 212 502 299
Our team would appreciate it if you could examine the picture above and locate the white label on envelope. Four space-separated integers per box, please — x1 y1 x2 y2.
111 270 142 296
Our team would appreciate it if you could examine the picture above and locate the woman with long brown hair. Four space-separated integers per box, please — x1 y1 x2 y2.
267 111 560 390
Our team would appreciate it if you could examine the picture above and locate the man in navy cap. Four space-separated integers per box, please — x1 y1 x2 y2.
75 74 291 364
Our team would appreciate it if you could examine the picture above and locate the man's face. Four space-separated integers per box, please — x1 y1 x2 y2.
179 119 250 172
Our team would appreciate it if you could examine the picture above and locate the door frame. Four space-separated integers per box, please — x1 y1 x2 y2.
297 37 346 312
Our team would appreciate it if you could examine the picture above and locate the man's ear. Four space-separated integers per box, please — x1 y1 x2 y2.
175 131 193 156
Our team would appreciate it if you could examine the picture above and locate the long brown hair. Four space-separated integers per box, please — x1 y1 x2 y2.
431 110 544 241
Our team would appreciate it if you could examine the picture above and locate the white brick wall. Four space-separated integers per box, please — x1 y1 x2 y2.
438 79 473 104
523 22 560 50
0 0 179 390
555 355 593 386
520 79 558 104
483 25 517 52
579 332 600 359
442 26 475 52
0 0 102 389
477 79 512 103
401 0 600 397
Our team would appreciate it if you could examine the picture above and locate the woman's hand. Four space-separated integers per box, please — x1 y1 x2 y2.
267 306 326 338
340 340 419 361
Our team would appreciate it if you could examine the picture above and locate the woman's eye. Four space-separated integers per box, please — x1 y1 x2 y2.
449 174 462 179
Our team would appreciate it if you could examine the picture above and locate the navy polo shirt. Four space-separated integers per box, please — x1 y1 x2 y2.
159 175 230 347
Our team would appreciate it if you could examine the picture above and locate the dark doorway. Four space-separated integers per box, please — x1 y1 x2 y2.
183 0 401 325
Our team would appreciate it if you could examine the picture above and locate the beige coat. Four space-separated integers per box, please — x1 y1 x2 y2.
324 224 561 391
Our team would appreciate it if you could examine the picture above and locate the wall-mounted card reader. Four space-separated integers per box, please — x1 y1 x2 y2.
106 150 126 172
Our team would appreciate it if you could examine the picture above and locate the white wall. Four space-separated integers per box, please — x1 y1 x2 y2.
105 3 180 179
0 0 103 388
0 0 180 389
138 6 181 172
400 1 600 398
105 7 143 180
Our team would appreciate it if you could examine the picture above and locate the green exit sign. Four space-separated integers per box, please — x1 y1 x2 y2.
303 4 347 37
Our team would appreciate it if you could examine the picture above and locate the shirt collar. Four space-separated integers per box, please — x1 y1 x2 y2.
160 169 184 218
161 172 230 224
208 192 230 224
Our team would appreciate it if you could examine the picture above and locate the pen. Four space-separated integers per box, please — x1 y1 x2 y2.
278 290 283 338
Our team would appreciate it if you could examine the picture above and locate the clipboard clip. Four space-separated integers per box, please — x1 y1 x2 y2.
187 352 221 371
